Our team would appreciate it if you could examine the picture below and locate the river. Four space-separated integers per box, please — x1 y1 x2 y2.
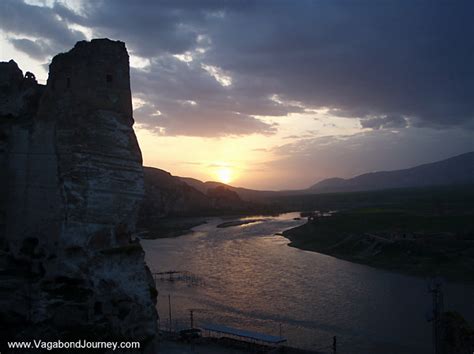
141 212 474 354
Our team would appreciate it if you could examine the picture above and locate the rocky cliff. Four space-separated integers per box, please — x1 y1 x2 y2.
138 166 262 227
0 39 158 351
140 167 210 219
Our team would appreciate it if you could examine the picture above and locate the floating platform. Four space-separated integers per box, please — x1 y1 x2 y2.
202 323 287 345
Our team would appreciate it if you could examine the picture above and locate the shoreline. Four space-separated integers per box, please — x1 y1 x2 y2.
139 211 294 238
282 218 474 283
140 210 474 284
138 217 208 239
217 218 265 228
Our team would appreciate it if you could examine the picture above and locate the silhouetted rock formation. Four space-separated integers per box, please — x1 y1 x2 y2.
140 167 210 219
206 185 243 209
178 175 280 201
0 39 158 351
138 167 265 228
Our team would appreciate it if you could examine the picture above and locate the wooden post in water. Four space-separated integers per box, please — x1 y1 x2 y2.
333 336 337 354
429 279 444 354
168 294 172 332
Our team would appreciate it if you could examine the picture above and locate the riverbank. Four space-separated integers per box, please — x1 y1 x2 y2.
139 212 285 238
217 218 265 228
283 209 474 282
139 217 208 239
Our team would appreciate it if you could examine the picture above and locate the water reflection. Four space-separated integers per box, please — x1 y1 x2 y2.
142 213 474 354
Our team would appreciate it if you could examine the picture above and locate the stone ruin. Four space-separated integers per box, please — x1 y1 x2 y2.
0 39 158 351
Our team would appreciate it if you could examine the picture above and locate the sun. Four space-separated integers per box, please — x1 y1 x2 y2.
216 167 233 184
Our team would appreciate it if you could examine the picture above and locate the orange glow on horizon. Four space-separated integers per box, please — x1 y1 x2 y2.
134 111 363 190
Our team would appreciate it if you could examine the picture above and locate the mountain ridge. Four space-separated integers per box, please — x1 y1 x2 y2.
308 151 474 193
146 151 473 198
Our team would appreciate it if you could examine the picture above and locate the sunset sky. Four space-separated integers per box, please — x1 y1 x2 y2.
1 0 473 190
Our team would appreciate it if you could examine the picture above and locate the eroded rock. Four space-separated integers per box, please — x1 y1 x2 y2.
0 39 158 351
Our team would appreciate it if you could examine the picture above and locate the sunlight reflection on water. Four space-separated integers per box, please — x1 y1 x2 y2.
142 212 474 354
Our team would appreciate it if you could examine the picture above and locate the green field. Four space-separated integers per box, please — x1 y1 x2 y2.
282 185 474 282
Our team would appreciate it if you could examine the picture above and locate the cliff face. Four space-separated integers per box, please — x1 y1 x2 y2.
140 167 210 218
139 166 259 226
0 39 157 349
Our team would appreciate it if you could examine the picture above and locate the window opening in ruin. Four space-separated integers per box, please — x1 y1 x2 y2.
25 72 36 81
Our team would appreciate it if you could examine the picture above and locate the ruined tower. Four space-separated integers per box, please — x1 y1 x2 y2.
1 39 158 350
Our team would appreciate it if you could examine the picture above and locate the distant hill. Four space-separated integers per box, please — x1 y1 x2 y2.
308 152 474 193
140 152 474 223
138 167 265 224
140 167 210 218
177 176 223 194
178 176 279 201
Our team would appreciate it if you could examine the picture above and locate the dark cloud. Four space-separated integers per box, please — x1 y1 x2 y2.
283 133 315 140
130 55 279 136
2 0 474 136
205 1 474 130
9 38 53 61
77 1 200 57
360 115 408 130
0 0 85 58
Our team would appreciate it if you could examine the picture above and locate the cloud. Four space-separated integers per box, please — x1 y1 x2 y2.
282 132 317 140
209 2 474 130
180 161 202 166
360 115 408 130
77 1 200 57
8 38 53 60
130 55 279 136
2 0 474 137
0 0 85 58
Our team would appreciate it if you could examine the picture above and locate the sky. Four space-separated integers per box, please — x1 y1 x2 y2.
1 0 473 190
